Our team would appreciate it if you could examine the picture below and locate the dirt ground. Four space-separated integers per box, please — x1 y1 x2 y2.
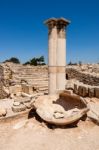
0 117 99 150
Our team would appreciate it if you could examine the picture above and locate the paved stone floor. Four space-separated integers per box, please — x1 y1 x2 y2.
0 117 99 150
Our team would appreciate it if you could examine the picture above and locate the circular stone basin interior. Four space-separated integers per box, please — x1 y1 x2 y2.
55 93 87 111
34 93 88 125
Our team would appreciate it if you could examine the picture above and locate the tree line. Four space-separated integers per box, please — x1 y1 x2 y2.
3 56 46 66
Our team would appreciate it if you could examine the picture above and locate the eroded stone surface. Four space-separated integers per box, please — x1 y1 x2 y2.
12 104 26 112
87 101 99 123
95 88 99 98
0 107 7 117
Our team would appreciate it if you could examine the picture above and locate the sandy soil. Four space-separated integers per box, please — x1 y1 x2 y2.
0 117 99 150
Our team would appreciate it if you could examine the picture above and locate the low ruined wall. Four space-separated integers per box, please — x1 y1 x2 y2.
0 65 4 98
0 65 4 80
0 64 10 99
66 80 99 98
0 65 4 99
66 67 99 86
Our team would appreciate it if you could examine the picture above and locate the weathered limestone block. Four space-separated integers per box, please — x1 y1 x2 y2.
13 101 20 106
0 84 9 99
78 85 88 97
65 80 74 90
22 84 33 94
12 104 26 112
24 102 31 109
74 83 79 94
14 97 31 104
87 102 99 124
9 85 22 95
3 86 10 95
82 85 89 97
88 87 95 98
95 87 99 98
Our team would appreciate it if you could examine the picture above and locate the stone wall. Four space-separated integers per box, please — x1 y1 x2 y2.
66 67 99 86
0 65 3 98
65 79 99 98
0 65 8 99
0 65 3 80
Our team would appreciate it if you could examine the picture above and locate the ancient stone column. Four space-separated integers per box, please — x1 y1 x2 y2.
56 19 70 92
45 18 70 94
45 19 57 94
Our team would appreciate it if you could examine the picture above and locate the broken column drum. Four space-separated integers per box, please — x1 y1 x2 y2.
45 18 70 94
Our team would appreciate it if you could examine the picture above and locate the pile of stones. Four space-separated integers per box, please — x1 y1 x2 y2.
11 93 44 113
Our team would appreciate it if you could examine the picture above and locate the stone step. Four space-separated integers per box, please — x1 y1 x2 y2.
13 75 48 78
39 88 48 92
31 84 48 88
14 77 48 80
18 75 48 78
16 74 48 76
14 73 48 75
22 72 47 74
20 69 47 71
29 82 48 84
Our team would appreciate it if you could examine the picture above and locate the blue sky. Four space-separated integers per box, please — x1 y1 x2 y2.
0 0 99 64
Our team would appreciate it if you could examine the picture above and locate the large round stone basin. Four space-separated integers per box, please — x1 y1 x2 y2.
34 93 88 125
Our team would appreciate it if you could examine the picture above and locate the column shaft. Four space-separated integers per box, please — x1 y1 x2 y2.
48 25 57 94
56 26 66 91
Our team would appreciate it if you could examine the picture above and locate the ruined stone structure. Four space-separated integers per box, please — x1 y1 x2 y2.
0 63 99 99
45 18 70 94
66 64 99 98
0 63 48 99
0 65 8 98
66 65 99 86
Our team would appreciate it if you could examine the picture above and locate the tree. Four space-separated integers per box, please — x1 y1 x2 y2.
68 61 77 65
23 61 30 65
23 56 46 66
30 57 37 66
37 56 45 65
79 61 82 66
4 57 20 64
68 61 72 65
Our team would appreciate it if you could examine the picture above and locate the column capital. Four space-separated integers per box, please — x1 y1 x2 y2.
44 17 71 28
